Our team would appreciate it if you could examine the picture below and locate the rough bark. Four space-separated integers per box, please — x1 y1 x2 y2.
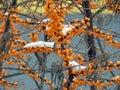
0 0 17 73
82 0 96 90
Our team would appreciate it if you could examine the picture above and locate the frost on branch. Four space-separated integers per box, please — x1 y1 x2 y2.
69 61 86 71
24 41 55 48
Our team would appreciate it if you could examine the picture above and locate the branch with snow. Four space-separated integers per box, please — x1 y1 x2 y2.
69 61 86 71
61 25 74 35
23 41 55 48
41 18 50 23
45 24 74 35
42 17 74 35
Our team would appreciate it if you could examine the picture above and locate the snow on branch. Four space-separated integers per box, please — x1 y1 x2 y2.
23 41 55 48
61 25 73 35
69 61 86 71
41 18 50 23
45 24 74 35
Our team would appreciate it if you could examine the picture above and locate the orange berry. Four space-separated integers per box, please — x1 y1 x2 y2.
109 61 113 65
45 80 51 85
93 26 97 30
34 74 40 81
66 40 71 44
13 82 18 88
86 22 90 26
114 63 117 68
98 68 104 73
96 80 100 85
81 19 85 25
85 17 90 21
7 60 14 65
73 19 79 22
63 87 67 90
63 78 67 84
117 61 120 65
50 84 55 89
29 73 34 78
66 71 70 75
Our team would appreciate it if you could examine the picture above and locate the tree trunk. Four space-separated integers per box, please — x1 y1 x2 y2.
0 0 17 72
82 0 96 90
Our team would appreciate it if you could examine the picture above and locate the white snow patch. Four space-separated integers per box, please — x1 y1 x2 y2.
61 25 73 35
69 61 86 71
41 18 50 23
24 41 55 48
5 12 9 16
45 25 74 35
45 26 50 30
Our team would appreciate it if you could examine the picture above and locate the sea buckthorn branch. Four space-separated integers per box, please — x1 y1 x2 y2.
0 66 42 82
43 17 120 49
57 47 72 89
3 9 41 31
0 0 120 89
12 39 27 48
87 27 120 48
62 60 120 89
62 75 115 89
44 0 74 45
2 55 120 89
34 38 48 89
0 72 23 89
9 11 40 27
0 25 119 66
55 47 84 64
2 68 42 82
64 66 113 89
0 0 68 89
16 55 30 67
0 46 52 67
0 77 19 89
55 46 85 88
8 2 115 50
0 42 55 60
43 16 91 45
45 16 120 49
105 0 120 14
63 20 120 49
7 7 57 41
6 56 42 82
1 71 41 90
4 59 120 74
